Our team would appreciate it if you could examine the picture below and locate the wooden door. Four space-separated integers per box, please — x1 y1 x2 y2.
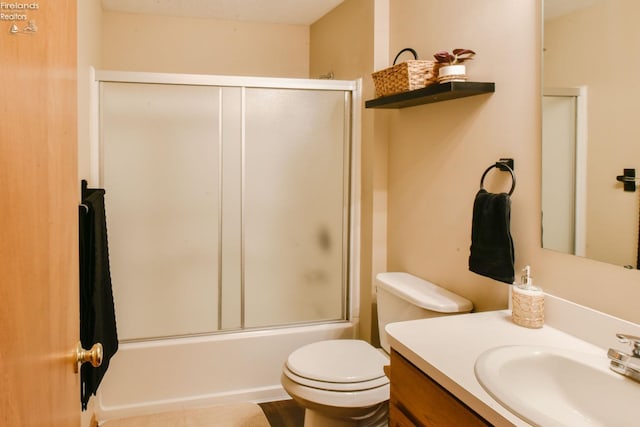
0 1 79 426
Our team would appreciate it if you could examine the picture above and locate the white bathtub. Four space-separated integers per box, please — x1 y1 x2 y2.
95 322 355 421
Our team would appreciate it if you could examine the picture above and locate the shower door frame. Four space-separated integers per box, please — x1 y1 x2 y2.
89 69 362 338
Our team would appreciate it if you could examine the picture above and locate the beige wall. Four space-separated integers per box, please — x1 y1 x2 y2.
381 0 640 322
544 0 640 267
101 12 309 77
384 0 538 312
310 0 374 81
77 0 102 181
311 0 384 341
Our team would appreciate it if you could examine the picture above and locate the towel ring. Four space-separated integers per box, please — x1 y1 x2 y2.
480 162 516 196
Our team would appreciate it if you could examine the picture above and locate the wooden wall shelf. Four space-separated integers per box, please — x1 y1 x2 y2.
365 81 495 109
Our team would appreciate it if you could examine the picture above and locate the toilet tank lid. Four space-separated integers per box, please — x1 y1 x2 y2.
376 272 473 313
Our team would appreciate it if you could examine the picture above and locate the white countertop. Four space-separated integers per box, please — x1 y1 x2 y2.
385 293 640 426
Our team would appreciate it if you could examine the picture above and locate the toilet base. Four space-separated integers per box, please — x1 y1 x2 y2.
302 401 388 427
304 410 356 427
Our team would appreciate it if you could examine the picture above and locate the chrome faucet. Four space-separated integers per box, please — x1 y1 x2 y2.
607 333 640 382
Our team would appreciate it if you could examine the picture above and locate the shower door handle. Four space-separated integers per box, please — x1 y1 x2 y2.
74 341 103 373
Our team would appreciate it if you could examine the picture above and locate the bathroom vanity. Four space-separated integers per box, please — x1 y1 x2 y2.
389 349 489 426
386 293 640 426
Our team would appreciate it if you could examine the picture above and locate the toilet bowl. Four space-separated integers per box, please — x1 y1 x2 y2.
281 339 389 427
281 272 473 427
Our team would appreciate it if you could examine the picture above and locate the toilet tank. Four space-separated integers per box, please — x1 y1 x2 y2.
376 272 473 353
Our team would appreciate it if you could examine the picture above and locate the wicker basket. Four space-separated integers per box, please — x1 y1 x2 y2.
372 48 438 98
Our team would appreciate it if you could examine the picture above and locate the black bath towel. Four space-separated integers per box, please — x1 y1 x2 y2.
468 189 515 284
79 187 118 410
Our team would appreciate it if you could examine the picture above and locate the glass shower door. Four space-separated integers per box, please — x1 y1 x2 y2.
99 77 353 341
101 82 221 340
243 88 350 327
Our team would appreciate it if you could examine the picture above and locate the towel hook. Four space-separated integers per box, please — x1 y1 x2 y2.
480 159 516 196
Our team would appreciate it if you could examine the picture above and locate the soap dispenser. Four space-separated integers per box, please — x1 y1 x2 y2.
511 265 544 328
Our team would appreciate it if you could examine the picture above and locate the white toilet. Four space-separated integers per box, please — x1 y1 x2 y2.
281 272 473 427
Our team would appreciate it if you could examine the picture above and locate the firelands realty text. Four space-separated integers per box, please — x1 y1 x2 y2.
1 2 38 21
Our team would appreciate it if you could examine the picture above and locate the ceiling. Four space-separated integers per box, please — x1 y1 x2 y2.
102 0 602 26
101 0 345 25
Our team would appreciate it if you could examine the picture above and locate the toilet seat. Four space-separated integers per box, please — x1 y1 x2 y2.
283 365 389 392
281 371 390 409
281 339 390 409
283 339 389 393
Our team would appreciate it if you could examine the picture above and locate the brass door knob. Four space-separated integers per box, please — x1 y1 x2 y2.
74 342 103 373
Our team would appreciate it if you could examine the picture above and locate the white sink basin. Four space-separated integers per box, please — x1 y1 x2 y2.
474 345 640 426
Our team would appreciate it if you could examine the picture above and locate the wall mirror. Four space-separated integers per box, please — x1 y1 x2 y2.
542 0 640 269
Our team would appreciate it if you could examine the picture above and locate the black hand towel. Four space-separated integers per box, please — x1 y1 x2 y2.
79 188 118 410
469 189 515 284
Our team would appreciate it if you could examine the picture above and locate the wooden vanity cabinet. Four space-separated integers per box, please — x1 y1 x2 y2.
389 349 491 426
